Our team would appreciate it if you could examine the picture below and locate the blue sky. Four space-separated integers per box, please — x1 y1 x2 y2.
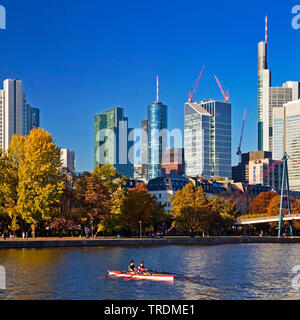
1 0 299 171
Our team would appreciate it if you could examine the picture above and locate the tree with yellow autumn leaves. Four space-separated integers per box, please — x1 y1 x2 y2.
16 128 64 237
170 182 238 236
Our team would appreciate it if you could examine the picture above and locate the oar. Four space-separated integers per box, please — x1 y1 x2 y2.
148 268 191 278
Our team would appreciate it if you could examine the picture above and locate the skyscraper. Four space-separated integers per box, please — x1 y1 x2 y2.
273 100 300 191
94 107 134 177
184 100 232 179
24 103 40 136
258 16 299 151
61 148 76 173
147 77 168 180
0 79 40 152
141 119 148 180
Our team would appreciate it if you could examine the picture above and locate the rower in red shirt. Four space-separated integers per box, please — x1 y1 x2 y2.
137 261 149 274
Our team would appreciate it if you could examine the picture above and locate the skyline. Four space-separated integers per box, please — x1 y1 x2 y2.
0 0 299 171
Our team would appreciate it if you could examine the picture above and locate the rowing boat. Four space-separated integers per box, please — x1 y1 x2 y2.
108 270 174 281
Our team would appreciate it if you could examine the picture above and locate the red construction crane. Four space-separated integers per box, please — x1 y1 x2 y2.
237 108 247 163
188 66 205 103
214 75 229 103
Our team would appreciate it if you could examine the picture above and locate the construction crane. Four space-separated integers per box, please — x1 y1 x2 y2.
214 75 229 103
188 66 205 103
236 108 247 163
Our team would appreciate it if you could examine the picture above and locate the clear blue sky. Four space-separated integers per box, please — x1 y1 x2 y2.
1 0 299 171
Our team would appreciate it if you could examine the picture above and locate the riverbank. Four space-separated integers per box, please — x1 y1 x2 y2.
0 236 300 249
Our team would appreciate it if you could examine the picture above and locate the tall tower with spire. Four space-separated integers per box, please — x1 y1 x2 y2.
257 16 300 153
147 76 168 180
257 15 270 151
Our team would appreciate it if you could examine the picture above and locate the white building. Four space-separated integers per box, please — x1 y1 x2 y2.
273 100 300 191
257 20 300 152
61 148 76 173
0 79 40 152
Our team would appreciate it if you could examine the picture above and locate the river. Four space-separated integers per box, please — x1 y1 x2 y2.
0 243 300 300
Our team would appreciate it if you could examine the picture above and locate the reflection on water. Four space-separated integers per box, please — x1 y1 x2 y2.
0 244 300 300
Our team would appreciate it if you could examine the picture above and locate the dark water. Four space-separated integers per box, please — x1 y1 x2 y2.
0 244 300 300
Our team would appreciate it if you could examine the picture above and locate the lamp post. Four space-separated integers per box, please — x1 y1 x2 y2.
139 221 142 239
91 219 94 238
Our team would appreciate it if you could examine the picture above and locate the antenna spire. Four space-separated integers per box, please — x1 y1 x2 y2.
156 76 159 103
265 15 268 45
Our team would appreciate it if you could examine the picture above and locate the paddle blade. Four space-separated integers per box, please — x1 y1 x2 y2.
99 276 106 279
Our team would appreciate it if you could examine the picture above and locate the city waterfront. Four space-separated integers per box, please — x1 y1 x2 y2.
1 244 300 300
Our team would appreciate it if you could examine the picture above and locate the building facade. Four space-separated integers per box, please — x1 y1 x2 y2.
61 148 76 173
147 175 190 211
184 100 232 179
273 100 300 191
147 101 168 180
0 79 40 152
257 22 299 151
232 151 282 189
94 107 134 178
161 147 185 175
141 119 148 180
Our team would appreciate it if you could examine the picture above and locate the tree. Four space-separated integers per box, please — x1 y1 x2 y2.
17 128 64 237
48 171 79 235
209 196 238 234
92 164 127 232
248 191 277 216
170 182 211 236
74 174 111 235
120 186 165 234
267 195 300 234
0 150 19 235
7 135 26 167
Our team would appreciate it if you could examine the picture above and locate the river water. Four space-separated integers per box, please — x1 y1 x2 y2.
0 243 300 300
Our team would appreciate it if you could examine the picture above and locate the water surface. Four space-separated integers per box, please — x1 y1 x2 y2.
0 244 300 300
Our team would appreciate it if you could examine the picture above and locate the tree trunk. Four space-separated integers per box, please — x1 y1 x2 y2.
31 224 36 238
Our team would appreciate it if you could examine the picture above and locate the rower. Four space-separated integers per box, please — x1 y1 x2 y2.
128 260 137 274
138 261 149 275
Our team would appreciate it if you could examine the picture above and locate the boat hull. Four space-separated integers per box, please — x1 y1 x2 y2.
108 270 174 281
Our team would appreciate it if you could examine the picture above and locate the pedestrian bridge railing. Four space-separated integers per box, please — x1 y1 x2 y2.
235 214 300 225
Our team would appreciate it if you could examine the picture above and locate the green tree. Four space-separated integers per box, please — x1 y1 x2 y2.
92 164 128 232
170 182 212 236
209 196 238 235
17 128 64 237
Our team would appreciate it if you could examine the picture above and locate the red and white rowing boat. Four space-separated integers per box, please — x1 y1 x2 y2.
108 270 174 282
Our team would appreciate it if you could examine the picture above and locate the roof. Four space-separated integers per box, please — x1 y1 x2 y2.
186 102 212 116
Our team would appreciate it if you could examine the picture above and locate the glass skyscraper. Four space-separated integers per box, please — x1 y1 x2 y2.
147 101 168 180
184 100 232 179
94 107 134 178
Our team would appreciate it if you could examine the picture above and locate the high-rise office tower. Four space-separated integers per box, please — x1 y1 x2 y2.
141 119 148 180
0 79 40 152
147 77 168 180
184 100 232 179
273 100 300 191
94 107 134 178
258 16 299 151
24 103 40 136
61 148 76 173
